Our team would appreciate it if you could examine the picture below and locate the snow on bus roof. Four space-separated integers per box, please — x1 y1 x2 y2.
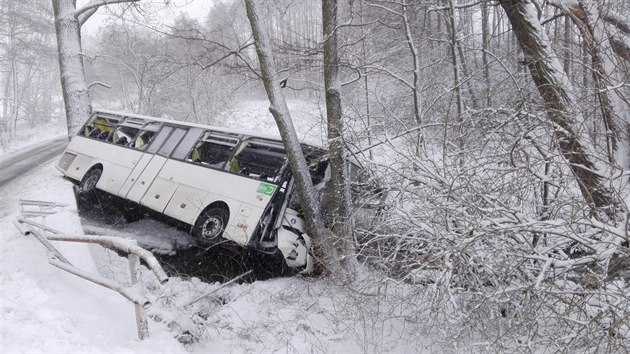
94 109 326 152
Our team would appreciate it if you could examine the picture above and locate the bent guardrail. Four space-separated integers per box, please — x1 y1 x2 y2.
13 199 169 340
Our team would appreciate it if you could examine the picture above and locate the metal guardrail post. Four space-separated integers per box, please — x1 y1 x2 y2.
128 254 149 340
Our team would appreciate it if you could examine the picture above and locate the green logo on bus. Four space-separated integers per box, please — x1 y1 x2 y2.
257 183 277 196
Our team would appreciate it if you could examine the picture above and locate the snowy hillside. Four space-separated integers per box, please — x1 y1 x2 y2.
212 99 328 148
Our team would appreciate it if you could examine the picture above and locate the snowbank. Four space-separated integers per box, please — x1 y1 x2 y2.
0 161 186 353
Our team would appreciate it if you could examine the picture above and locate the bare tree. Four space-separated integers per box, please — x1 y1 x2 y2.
243 0 336 271
554 0 630 169
499 0 623 220
51 0 140 137
1 0 58 146
322 0 356 271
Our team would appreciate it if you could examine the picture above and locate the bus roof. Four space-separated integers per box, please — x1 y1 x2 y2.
93 109 326 153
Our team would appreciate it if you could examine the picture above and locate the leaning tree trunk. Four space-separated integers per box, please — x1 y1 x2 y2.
499 0 621 220
243 0 335 271
559 0 630 175
52 0 92 138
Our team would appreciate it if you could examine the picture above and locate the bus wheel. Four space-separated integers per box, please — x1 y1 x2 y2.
194 208 228 241
78 168 102 195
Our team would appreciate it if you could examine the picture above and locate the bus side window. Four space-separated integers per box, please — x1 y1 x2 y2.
132 121 161 151
171 128 204 160
230 139 286 182
146 126 173 154
81 116 116 140
108 126 140 146
157 128 187 157
134 131 155 150
187 131 238 169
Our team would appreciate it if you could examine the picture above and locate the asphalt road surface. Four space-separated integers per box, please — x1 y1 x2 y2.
0 136 67 187
0 136 67 217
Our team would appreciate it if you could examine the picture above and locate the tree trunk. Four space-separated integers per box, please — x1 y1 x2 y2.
560 0 630 169
359 0 373 160
481 0 491 106
1 66 11 147
243 0 333 271
11 56 19 136
447 0 464 168
52 0 92 138
402 0 423 128
499 0 621 220
322 0 354 270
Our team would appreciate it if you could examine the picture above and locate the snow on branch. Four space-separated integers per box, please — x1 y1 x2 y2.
75 0 140 17
88 81 112 89
429 0 485 12
75 0 141 26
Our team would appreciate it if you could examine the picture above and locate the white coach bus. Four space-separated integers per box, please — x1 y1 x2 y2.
56 110 333 273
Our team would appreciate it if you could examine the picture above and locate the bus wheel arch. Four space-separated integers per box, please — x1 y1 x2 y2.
78 164 103 195
193 202 230 242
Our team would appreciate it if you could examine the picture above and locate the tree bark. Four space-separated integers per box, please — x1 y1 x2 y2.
559 0 630 170
401 0 423 128
481 0 491 106
359 0 373 160
52 0 92 137
447 0 464 168
499 0 620 219
322 0 354 269
243 0 333 270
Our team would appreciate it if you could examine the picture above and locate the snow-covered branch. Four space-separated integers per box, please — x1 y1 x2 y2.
428 0 484 12
88 81 112 89
75 0 141 26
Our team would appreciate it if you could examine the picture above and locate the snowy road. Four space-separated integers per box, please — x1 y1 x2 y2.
0 136 67 218
0 135 67 185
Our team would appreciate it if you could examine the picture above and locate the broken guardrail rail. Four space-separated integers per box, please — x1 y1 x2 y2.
12 199 169 340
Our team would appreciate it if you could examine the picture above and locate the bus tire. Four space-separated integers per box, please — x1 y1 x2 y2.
193 207 228 242
78 167 102 195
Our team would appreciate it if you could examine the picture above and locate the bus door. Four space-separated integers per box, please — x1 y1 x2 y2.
118 122 162 197
137 127 203 213
126 126 186 204
118 153 154 197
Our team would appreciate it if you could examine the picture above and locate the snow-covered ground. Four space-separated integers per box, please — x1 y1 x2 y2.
0 101 440 353
0 160 438 353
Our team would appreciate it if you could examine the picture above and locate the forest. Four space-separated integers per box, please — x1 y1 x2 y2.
1 0 629 351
